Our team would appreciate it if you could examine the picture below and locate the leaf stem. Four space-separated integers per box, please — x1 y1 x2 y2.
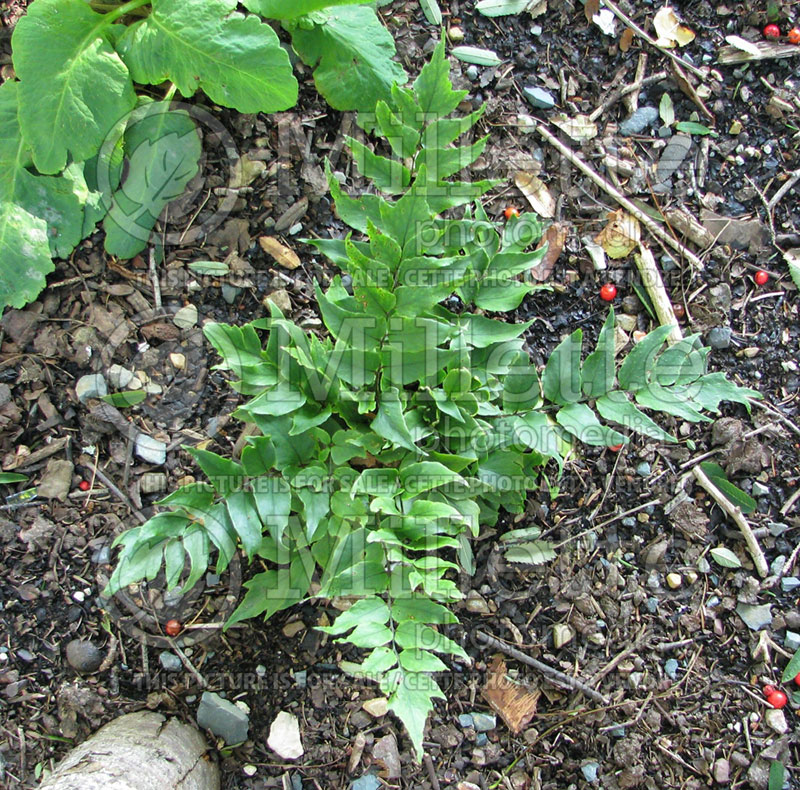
97 0 152 24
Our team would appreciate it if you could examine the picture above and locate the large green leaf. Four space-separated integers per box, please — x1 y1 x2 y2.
595 391 675 443
243 0 365 17
0 81 87 263
117 0 298 113
289 6 407 113
582 309 616 398
555 402 626 447
384 668 444 761
225 490 265 558
12 0 137 173
372 388 418 453
617 325 674 391
0 203 52 310
413 38 467 119
103 101 201 258
543 329 583 405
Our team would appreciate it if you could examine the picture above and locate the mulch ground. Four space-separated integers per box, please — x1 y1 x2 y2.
1 1 800 788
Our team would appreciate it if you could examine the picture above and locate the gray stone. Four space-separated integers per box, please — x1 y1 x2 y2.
621 517 636 528
664 658 679 680
470 712 497 732
735 602 772 631
752 481 770 497
159 651 182 672
708 327 732 350
475 733 488 746
291 775 303 790
646 597 658 613
619 106 659 135
221 284 241 304
173 304 198 329
351 774 380 790
135 434 167 465
785 631 800 651
770 521 789 536
65 640 103 673
713 758 730 784
107 364 134 389
197 691 250 745
458 713 474 728
91 545 110 564
75 374 108 403
523 86 556 110
609 726 626 738
635 461 651 477
781 577 800 592
657 125 673 138
466 65 479 81
581 762 600 782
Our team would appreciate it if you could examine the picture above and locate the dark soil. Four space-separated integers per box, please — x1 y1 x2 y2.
2 1 800 789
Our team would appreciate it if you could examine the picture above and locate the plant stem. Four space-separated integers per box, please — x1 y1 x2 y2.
99 0 152 25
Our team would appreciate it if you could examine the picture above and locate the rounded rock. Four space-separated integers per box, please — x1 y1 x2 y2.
66 639 104 673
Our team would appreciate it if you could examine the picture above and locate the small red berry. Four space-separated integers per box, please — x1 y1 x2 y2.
794 672 800 687
165 619 181 636
754 270 769 285
763 684 777 697
764 23 781 38
789 27 800 45
767 690 788 709
600 282 617 301
78 480 90 491
504 207 520 219
609 444 623 451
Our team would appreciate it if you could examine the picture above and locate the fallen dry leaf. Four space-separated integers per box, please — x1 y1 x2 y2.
550 113 598 141
259 236 301 270
584 0 599 23
653 5 695 48
481 655 540 734
620 27 634 52
531 222 567 281
595 210 641 259
515 172 556 218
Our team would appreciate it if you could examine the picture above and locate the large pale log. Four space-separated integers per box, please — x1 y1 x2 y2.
39 711 219 790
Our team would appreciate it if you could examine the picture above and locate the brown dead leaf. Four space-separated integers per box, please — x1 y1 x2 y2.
584 0 599 23
481 655 540 734
620 27 634 52
531 223 567 282
514 172 555 219
550 113 598 141
595 210 640 259
259 236 301 270
653 5 695 48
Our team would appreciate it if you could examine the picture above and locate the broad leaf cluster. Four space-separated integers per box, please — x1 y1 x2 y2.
1 0 405 310
106 42 759 759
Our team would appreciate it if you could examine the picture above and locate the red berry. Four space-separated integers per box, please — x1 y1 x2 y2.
789 27 800 45
754 270 769 285
504 207 520 219
764 684 777 696
767 690 788 709
165 619 181 636
609 444 623 451
764 23 781 38
600 283 617 301
78 480 90 491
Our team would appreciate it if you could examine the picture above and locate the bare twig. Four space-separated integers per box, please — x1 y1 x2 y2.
475 631 609 705
768 169 800 211
692 464 768 577
534 122 706 270
634 243 683 345
148 248 162 310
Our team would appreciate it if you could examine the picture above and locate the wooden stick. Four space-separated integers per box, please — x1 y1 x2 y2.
718 41 800 65
534 121 706 270
692 464 768 577
634 243 683 345
475 631 609 705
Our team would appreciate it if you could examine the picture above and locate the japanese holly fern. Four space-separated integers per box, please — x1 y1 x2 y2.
1 0 404 311
106 43 759 757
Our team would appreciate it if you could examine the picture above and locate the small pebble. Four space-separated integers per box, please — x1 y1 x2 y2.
635 461 651 477
294 670 307 688
784 631 800 651
581 762 600 782
765 708 788 734
75 374 108 403
707 326 732 350
646 597 659 613
16 649 34 663
523 86 556 110
781 577 800 592
91 546 111 564
242 765 257 777
609 726 626 738
666 573 682 589
72 591 85 603
664 658 679 680
458 713 474 729
618 106 659 135
475 733 488 746
621 517 636 528
159 651 183 672
66 640 103 673
470 712 497 732
362 698 389 718
256 665 267 677
466 65 479 81
448 26 465 43
713 758 730 784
